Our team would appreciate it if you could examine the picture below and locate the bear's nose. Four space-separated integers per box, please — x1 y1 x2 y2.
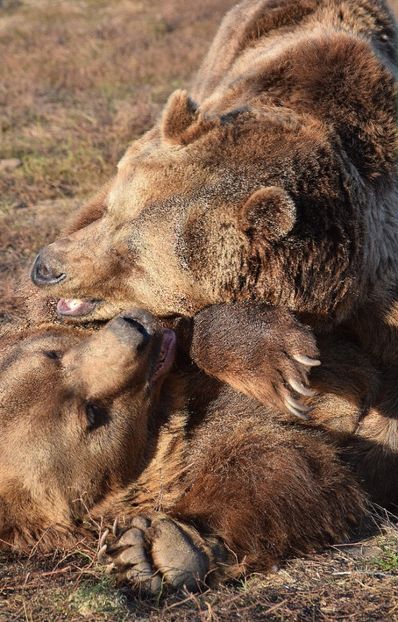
121 309 157 335
31 251 66 287
110 310 158 352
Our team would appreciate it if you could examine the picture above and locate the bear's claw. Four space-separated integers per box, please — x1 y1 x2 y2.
263 346 319 419
293 354 321 367
284 394 313 419
288 378 316 397
98 528 109 551
97 513 228 596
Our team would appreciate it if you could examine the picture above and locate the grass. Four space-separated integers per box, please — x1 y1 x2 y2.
69 578 129 619
1 0 398 620
0 0 234 318
0 0 234 210
1 524 398 621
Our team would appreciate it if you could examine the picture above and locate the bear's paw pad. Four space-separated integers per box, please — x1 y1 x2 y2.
98 514 223 595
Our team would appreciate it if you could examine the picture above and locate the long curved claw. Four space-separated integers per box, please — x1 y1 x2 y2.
98 544 108 562
99 528 109 550
285 394 313 419
293 354 321 367
112 517 119 537
285 395 310 412
288 378 316 397
285 401 310 419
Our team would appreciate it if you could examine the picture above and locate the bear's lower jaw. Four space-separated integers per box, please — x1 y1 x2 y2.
56 298 99 317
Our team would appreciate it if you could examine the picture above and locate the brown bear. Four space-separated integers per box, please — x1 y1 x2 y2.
29 0 398 429
0 310 390 593
0 312 176 550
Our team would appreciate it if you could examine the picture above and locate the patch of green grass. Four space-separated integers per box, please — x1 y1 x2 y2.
371 547 398 572
69 576 128 619
0 138 108 210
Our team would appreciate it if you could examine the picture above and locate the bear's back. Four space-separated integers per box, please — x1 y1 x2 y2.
193 0 398 107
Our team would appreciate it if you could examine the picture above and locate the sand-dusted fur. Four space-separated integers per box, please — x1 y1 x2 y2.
0 311 387 593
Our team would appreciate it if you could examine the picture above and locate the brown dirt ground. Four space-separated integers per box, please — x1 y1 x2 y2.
1 1 398 620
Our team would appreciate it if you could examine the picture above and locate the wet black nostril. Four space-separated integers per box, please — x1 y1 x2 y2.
31 253 66 287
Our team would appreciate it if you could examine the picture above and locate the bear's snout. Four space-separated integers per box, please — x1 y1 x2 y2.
109 311 154 350
31 250 66 287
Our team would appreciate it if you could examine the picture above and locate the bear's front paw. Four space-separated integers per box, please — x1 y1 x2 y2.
257 334 321 418
191 304 320 419
98 514 227 596
207 328 320 418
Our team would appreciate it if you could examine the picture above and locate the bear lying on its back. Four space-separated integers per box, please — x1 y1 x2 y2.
0 312 173 549
0 310 390 593
31 0 398 428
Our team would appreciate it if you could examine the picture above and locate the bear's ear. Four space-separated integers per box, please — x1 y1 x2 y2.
161 90 199 144
239 186 296 242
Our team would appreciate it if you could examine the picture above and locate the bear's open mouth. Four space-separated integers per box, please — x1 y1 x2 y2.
151 329 176 382
57 298 100 317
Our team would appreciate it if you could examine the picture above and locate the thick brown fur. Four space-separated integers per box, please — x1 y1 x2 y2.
31 0 398 388
29 2 398 515
0 312 380 592
32 0 398 323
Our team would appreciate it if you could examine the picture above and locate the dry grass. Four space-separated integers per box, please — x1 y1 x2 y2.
1 0 398 620
1 523 398 621
0 0 233 209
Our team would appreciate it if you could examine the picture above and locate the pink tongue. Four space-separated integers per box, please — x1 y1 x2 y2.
56 298 97 317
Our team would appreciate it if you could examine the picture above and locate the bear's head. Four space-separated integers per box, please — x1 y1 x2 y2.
0 311 175 550
31 90 368 325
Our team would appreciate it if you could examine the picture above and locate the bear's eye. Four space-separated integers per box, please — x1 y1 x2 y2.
85 402 109 431
44 350 61 361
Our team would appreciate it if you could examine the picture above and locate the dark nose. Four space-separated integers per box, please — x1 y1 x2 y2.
31 252 66 287
121 309 157 334
111 309 157 351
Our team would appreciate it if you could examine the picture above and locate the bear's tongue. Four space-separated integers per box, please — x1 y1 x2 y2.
57 298 97 317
